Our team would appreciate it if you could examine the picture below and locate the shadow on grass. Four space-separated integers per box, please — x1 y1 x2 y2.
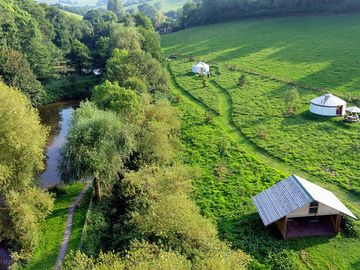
218 213 332 263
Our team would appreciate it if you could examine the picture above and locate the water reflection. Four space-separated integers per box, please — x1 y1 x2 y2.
38 101 77 188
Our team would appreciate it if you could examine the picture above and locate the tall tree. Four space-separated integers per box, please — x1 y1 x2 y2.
68 39 91 73
0 50 45 106
61 102 135 201
107 0 125 20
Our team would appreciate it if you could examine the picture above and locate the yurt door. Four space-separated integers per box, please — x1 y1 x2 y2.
200 67 204 76
336 106 343 116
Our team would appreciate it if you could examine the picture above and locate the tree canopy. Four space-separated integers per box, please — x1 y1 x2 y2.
0 82 53 259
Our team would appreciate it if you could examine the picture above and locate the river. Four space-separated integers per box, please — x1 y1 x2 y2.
38 101 78 188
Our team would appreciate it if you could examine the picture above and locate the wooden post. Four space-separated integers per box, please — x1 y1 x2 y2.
335 214 341 233
275 217 288 239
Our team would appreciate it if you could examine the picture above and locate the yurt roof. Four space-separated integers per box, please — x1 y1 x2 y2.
252 175 356 226
193 61 209 68
311 93 346 107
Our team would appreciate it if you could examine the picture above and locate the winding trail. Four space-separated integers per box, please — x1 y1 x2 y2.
54 181 92 270
169 64 360 210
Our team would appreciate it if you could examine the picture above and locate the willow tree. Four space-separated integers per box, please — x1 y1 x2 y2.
61 102 135 201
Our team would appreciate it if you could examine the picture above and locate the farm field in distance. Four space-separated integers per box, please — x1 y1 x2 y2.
163 14 360 269
125 0 187 11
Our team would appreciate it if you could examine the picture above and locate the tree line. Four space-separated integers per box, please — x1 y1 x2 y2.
177 0 360 29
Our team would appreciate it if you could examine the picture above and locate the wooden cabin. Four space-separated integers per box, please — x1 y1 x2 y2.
253 175 357 239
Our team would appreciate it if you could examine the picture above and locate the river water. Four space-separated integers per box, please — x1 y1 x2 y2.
38 101 77 188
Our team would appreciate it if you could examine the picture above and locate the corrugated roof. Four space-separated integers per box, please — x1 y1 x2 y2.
311 93 346 107
252 175 356 226
296 176 357 219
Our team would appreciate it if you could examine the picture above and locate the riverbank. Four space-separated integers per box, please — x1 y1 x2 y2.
24 183 92 270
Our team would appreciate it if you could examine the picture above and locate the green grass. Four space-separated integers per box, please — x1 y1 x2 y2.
162 15 360 193
170 73 360 269
24 182 90 270
163 14 360 269
162 15 360 97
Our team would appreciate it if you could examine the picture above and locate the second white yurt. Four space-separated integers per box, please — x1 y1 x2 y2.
192 61 210 75
309 93 346 117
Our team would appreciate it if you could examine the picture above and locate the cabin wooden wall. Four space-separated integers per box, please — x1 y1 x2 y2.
287 202 339 218
275 217 287 239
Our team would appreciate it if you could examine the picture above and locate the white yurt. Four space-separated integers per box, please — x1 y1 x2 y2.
192 61 210 75
309 93 346 117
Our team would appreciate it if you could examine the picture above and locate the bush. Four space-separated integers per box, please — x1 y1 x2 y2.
342 217 357 238
268 250 304 270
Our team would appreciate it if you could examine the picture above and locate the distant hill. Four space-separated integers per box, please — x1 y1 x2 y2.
36 0 187 11
36 0 105 7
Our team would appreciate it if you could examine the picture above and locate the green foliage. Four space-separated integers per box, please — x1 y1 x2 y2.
24 182 87 270
0 189 53 260
68 39 91 73
0 82 47 190
0 82 53 259
284 87 300 114
268 250 304 270
124 77 148 95
92 80 141 121
0 50 45 106
64 242 191 270
107 0 125 20
61 102 136 200
180 0 360 28
105 49 169 93
136 98 180 165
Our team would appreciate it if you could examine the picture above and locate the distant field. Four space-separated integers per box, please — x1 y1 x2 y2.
37 0 186 11
36 0 100 7
163 15 360 269
125 0 187 12
163 15 360 96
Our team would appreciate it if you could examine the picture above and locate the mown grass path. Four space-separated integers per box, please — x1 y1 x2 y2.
54 181 92 270
169 64 360 211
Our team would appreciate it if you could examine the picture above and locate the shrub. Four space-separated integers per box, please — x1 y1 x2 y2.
268 250 304 270
238 74 246 87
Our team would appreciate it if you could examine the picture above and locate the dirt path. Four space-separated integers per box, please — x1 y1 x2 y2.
168 65 360 211
54 182 92 270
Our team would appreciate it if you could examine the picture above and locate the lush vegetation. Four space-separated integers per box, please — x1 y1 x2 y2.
59 7 251 268
0 0 96 105
162 14 360 269
24 183 91 270
0 82 54 263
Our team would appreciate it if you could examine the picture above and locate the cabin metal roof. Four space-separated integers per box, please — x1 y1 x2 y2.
252 175 356 226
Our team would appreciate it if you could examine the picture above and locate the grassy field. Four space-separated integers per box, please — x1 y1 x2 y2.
24 183 91 270
163 14 360 269
169 73 360 269
36 0 99 7
162 15 360 195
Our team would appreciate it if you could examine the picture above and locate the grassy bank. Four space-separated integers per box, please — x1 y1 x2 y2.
24 183 91 270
